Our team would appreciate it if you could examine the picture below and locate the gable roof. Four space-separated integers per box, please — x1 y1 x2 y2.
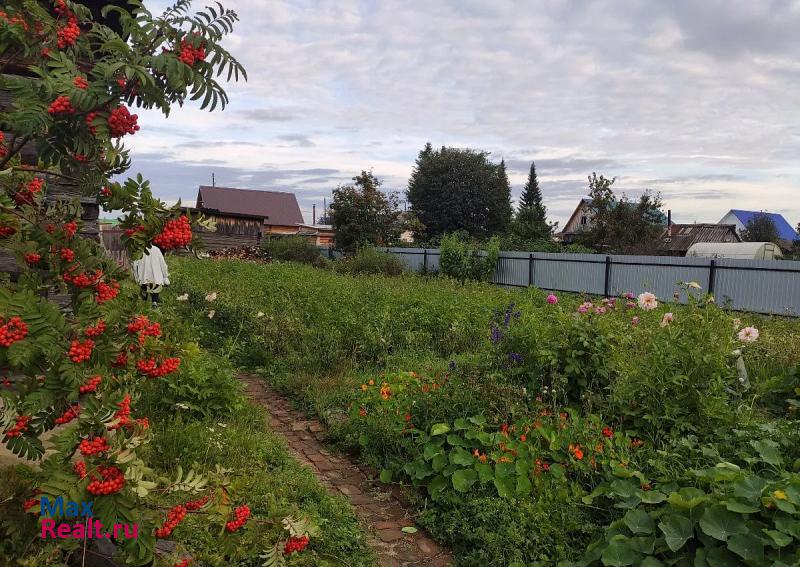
726 210 799 241
655 223 739 253
196 186 304 226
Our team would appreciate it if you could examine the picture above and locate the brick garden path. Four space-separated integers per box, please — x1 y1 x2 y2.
239 374 453 567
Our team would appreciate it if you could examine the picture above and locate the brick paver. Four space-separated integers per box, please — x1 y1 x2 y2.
239 373 452 567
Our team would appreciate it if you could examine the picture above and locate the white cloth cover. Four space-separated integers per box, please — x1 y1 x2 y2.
132 246 170 287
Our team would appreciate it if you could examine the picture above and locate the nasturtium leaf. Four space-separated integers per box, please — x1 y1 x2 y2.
430 423 450 436
658 514 694 552
494 476 514 499
449 447 474 466
475 463 494 483
379 469 392 483
726 533 763 562
600 538 639 566
432 454 447 472
447 434 467 447
549 463 566 480
639 557 663 567
773 499 797 514
639 490 667 504
699 506 747 541
423 442 443 460
451 468 477 492
516 472 532 496
427 474 448 497
401 526 418 534
494 462 515 479
453 418 469 430
623 509 655 535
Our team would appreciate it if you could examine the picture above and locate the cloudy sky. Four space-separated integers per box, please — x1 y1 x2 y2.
125 0 800 228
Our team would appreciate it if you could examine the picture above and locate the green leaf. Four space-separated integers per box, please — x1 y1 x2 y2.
732 475 767 501
432 454 447 472
430 423 450 436
401 526 418 534
379 469 393 483
763 529 792 547
704 546 739 567
600 538 638 566
726 533 763 562
449 447 474 466
427 474 448 497
750 439 783 466
640 558 663 567
451 468 477 492
453 418 469 430
699 505 747 542
724 499 760 514
658 514 694 552
475 462 494 483
623 509 655 535
516 472 532 496
494 476 514 498
423 442 444 460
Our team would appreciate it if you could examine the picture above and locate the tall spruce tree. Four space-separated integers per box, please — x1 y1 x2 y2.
513 160 552 240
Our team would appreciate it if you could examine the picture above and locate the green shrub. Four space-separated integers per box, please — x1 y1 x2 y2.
335 246 405 277
439 233 500 283
262 235 328 267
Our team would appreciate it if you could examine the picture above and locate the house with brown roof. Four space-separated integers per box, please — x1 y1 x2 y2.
191 185 306 250
654 223 740 256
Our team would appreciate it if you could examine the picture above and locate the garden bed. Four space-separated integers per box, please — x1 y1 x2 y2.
170 257 800 566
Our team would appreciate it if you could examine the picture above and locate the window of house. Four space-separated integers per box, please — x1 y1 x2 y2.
580 216 587 225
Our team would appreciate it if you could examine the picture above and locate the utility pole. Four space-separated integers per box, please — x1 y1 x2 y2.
211 173 215 187
312 204 316 225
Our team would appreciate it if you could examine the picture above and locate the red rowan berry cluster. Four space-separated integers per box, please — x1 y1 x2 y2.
225 505 250 533
284 535 309 555
107 395 131 431
5 415 31 438
0 10 29 30
86 465 125 495
73 460 87 479
24 252 41 264
79 436 109 456
155 504 187 538
152 216 192 249
112 351 128 367
0 316 28 347
136 357 181 378
63 221 78 238
0 132 7 158
100 186 112 197
85 111 98 135
1 378 11 388
15 177 44 205
54 404 80 425
124 224 146 237
59 247 75 262
174 559 191 567
73 76 88 89
0 225 16 238
79 375 102 394
108 106 139 137
184 495 208 511
177 36 207 66
85 320 106 337
48 95 74 115
23 497 39 511
57 17 80 49
95 279 120 303
64 268 103 288
53 0 69 16
128 315 162 346
68 338 94 363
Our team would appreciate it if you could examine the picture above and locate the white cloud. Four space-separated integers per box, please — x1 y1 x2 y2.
128 0 800 228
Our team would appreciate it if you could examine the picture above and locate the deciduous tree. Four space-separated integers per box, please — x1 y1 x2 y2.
740 213 780 244
331 170 401 252
406 144 512 240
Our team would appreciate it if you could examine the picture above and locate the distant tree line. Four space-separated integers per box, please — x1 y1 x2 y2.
329 142 668 255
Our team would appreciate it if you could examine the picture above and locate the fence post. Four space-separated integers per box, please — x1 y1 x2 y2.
708 259 717 294
604 256 612 297
528 253 534 287
423 249 428 274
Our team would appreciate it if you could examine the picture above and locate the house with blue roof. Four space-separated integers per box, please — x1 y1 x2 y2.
719 210 799 247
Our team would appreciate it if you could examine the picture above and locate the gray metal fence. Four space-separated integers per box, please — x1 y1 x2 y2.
381 247 800 316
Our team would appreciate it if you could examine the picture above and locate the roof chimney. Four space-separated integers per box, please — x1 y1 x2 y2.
667 209 672 227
